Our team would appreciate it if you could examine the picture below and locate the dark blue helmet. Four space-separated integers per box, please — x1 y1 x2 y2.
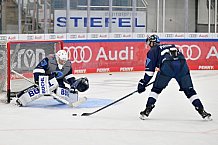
146 34 160 45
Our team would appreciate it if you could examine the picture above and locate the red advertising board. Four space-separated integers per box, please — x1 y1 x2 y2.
63 41 147 73
64 40 218 74
170 41 218 70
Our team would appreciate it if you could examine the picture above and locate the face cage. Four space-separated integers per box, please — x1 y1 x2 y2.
57 57 67 65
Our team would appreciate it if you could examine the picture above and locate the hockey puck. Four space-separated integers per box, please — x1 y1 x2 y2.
72 113 77 116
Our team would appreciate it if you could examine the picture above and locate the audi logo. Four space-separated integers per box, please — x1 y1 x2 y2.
64 46 92 63
176 45 201 60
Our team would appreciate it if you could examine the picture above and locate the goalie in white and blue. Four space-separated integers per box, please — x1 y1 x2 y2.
16 50 89 107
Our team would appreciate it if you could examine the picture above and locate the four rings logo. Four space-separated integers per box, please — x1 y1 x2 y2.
176 44 201 60
65 44 204 63
64 46 92 63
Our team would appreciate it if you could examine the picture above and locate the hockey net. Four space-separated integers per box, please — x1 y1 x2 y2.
0 40 63 103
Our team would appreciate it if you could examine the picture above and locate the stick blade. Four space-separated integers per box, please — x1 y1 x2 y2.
81 113 92 116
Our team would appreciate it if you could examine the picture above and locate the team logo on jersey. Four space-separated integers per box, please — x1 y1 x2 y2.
40 59 48 66
146 58 151 66
52 71 64 79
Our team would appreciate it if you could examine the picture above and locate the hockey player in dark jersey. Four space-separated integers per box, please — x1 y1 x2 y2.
16 50 89 107
137 34 212 120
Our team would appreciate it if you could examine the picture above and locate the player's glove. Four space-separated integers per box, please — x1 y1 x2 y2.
137 79 146 93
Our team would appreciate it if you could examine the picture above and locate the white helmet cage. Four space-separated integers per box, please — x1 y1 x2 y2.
56 50 68 62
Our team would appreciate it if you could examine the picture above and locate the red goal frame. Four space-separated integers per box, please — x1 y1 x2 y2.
6 40 64 103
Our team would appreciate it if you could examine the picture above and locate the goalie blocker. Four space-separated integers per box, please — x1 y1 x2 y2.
16 76 89 107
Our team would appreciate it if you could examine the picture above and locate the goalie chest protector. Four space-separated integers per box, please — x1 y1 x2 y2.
46 54 71 79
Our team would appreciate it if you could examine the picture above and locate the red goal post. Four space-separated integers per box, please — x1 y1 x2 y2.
0 40 63 103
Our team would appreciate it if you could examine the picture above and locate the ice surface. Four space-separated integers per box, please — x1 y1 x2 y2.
0 70 218 145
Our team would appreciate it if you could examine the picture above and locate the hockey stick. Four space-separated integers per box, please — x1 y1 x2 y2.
80 81 154 116
11 70 77 107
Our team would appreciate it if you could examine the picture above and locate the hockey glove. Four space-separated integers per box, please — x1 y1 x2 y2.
71 77 89 92
137 79 146 93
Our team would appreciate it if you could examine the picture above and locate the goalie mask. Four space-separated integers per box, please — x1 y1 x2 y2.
72 77 89 92
56 50 68 68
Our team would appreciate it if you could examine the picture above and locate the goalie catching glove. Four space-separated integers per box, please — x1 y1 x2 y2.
71 77 89 92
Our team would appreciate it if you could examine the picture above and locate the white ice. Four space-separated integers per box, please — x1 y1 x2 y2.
0 70 218 145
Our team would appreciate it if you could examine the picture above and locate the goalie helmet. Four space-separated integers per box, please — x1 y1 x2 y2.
56 50 68 65
73 77 89 92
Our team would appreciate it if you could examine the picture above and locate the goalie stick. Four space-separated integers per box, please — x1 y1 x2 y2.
70 97 87 107
78 81 154 116
11 70 86 107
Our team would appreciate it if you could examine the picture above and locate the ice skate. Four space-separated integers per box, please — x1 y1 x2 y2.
15 99 23 107
195 107 212 121
15 91 25 107
139 105 155 120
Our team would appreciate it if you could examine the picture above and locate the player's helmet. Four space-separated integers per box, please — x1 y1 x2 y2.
146 34 160 46
74 77 89 92
56 50 68 65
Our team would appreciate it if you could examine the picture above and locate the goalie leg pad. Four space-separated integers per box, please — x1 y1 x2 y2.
16 78 59 107
17 87 42 106
39 76 50 95
55 87 78 104
69 91 78 103
48 77 59 91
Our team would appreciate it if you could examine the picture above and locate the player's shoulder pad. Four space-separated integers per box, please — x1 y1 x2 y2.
159 44 175 49
40 58 49 66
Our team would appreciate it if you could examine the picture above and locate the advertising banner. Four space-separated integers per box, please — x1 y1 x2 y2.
64 40 218 73
54 10 146 33
8 39 218 78
63 40 147 74
172 41 218 70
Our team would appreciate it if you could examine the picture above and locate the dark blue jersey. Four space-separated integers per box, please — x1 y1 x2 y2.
33 54 75 87
143 44 185 84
